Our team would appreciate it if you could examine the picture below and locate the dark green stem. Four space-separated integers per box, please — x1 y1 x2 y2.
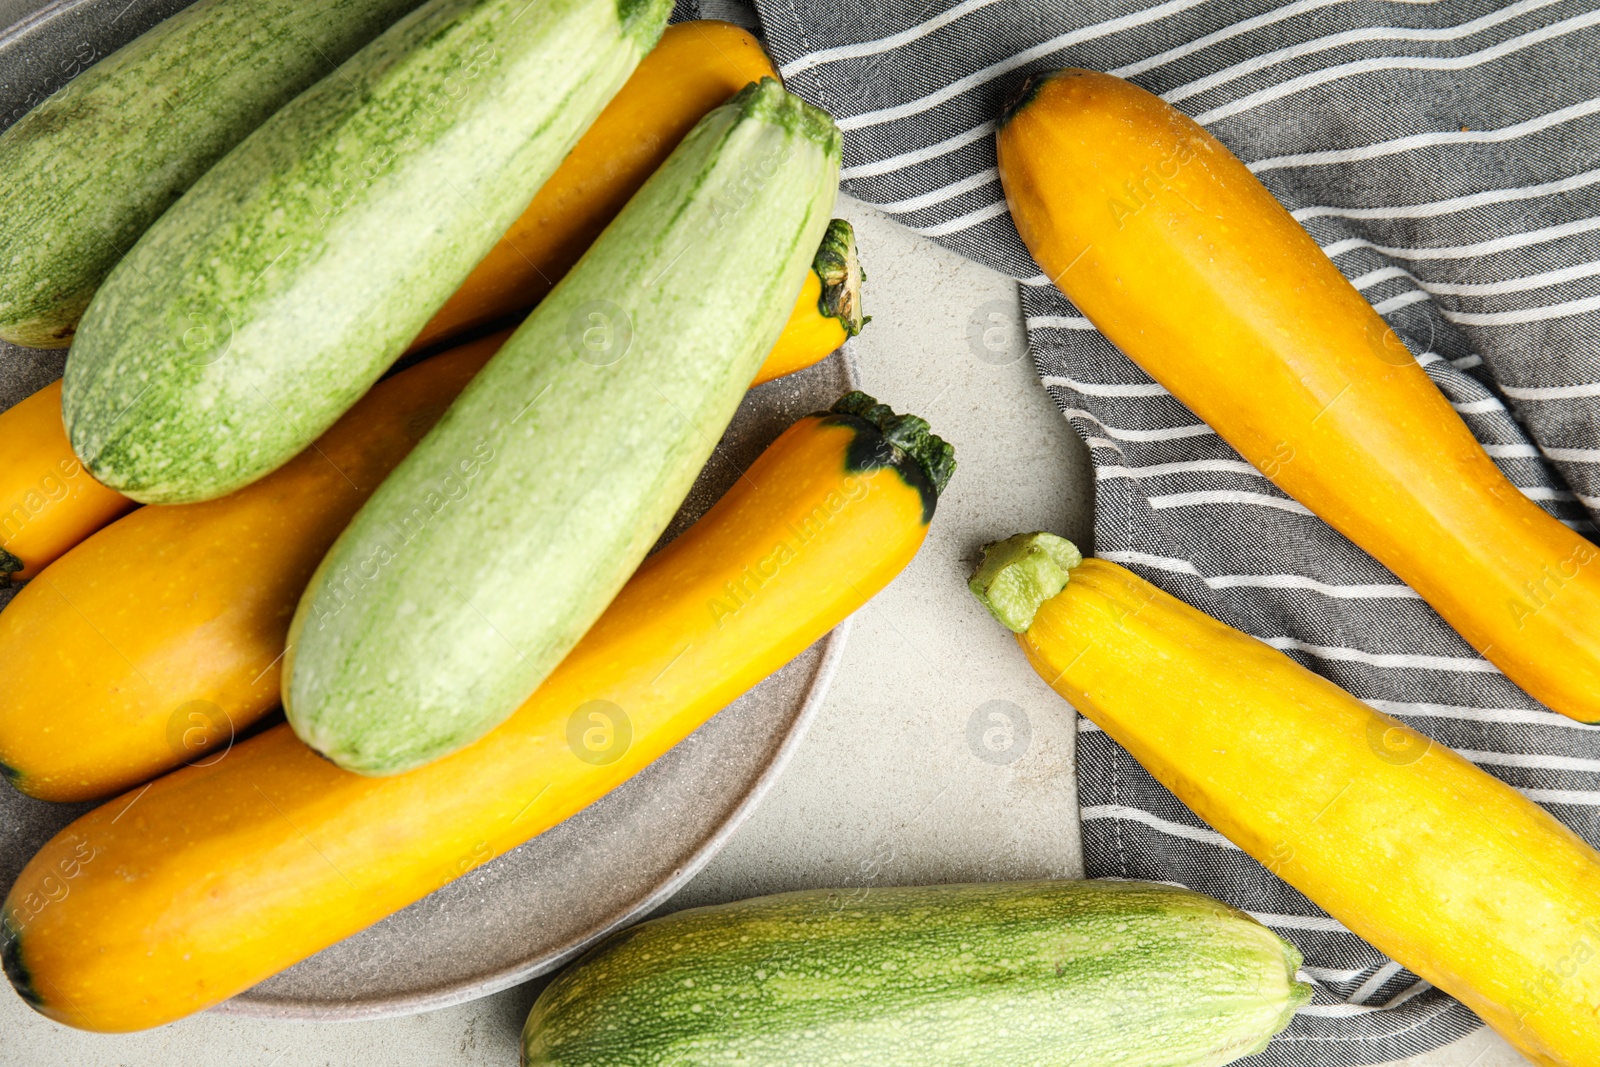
830 391 955 495
968 532 1082 632
0 547 21 581
813 219 865 338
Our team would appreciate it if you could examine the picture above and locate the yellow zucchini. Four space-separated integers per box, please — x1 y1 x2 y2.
1 394 952 1033
996 69 1600 723
971 532 1600 1067
0 335 504 803
0 381 134 580
756 218 864 386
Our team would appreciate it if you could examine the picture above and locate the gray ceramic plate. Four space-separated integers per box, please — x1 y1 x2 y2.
0 0 855 1021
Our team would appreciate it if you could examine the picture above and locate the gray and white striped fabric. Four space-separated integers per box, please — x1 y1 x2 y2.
682 0 1600 1061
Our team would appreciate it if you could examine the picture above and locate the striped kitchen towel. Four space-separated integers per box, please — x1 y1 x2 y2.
681 0 1600 1061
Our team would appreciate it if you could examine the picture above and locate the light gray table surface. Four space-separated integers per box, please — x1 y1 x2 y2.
0 195 1529 1065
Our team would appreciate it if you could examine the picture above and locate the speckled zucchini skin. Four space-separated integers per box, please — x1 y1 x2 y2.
522 880 1310 1067
63 0 672 504
0 0 425 349
282 79 841 776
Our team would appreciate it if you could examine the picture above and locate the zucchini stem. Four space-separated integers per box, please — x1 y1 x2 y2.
831 391 955 495
968 532 1083 632
813 219 865 337
0 547 21 581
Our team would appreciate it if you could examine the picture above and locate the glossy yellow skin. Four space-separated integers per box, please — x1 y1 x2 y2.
1019 558 1600 1067
757 269 849 386
998 70 1600 723
0 380 135 579
3 414 932 1032
0 335 504 803
408 20 776 351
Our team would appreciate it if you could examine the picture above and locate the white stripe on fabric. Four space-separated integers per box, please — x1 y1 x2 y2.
1451 397 1504 414
1110 0 1354 79
1080 804 1242 849
1208 573 1419 598
840 121 995 180
1099 549 1420 599
911 199 1010 236
1164 0 1563 105
1090 428 1572 512
1461 748 1600 774
1446 293 1600 327
1348 961 1407 1006
1148 489 1314 516
1483 444 1540 457
1365 699 1589 730
1545 446 1600 461
1521 789 1600 806
1057 407 1217 442
1097 549 1207 575
1027 315 1097 330
1304 964 1385 984
1372 290 1433 314
1247 911 1350 932
1082 436 1131 452
1323 215 1600 262
1042 375 1171 397
1264 637 1500 673
1518 485 1578 501
836 0 1208 131
1193 9 1600 126
1095 458 1260 478
1297 981 1435 1016
778 0 1006 76
1501 381 1600 400
1249 96 1600 172
876 167 1000 214
1353 259 1600 298
1293 167 1600 222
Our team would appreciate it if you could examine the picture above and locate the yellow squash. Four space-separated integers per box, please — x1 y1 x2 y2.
2 394 952 1033
997 70 1600 723
970 533 1600 1067
0 334 505 803
0 380 135 580
756 218 864 386
409 19 775 351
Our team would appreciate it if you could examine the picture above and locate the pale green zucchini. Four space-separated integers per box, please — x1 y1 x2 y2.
282 78 841 775
62 0 672 504
522 880 1311 1067
0 0 424 349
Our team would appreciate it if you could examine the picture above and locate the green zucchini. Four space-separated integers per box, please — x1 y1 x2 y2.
282 78 841 775
522 880 1311 1067
0 0 425 348
62 0 673 505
